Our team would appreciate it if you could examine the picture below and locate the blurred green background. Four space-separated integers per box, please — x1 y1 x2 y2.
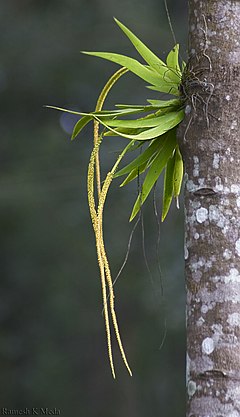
0 0 187 415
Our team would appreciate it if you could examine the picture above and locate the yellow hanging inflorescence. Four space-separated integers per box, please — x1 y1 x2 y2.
87 67 133 378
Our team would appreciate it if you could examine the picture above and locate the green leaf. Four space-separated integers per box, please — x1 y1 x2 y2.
115 104 157 109
71 115 93 140
45 105 88 117
45 105 124 118
94 107 154 117
114 19 172 80
115 138 161 177
147 84 179 96
173 145 184 207
166 44 181 82
82 51 175 93
120 161 149 186
46 104 157 120
147 98 181 108
97 110 184 141
124 110 184 140
103 127 143 137
129 129 177 221
114 103 181 115
104 113 178 129
181 60 186 73
161 151 175 222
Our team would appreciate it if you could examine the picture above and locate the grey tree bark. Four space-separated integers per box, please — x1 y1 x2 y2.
181 1 240 416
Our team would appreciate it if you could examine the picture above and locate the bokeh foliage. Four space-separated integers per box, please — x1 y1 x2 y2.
0 0 187 415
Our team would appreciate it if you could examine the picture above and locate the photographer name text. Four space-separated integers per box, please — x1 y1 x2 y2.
1 408 60 416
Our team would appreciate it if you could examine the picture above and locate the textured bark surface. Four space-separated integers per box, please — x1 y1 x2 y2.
181 1 240 416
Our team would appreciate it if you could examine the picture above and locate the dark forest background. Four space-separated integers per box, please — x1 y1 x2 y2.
0 1 187 416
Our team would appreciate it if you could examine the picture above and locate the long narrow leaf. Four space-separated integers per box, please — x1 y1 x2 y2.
82 51 174 91
94 108 155 116
120 110 184 140
147 98 181 108
147 83 179 96
115 104 157 109
161 152 175 221
182 60 186 72
46 104 155 119
166 44 181 83
104 112 177 129
129 129 177 221
114 19 172 79
45 105 88 117
104 127 144 137
115 139 160 177
71 115 93 140
173 145 184 208
96 110 184 141
120 161 149 186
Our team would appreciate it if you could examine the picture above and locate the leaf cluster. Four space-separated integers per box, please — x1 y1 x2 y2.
48 18 185 221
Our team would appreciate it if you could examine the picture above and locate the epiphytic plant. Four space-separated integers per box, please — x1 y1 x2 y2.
47 18 186 378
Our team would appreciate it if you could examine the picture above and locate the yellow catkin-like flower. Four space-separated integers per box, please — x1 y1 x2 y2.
87 133 117 377
87 67 134 378
97 172 132 376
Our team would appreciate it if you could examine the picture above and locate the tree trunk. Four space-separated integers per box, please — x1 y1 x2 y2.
181 1 240 416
